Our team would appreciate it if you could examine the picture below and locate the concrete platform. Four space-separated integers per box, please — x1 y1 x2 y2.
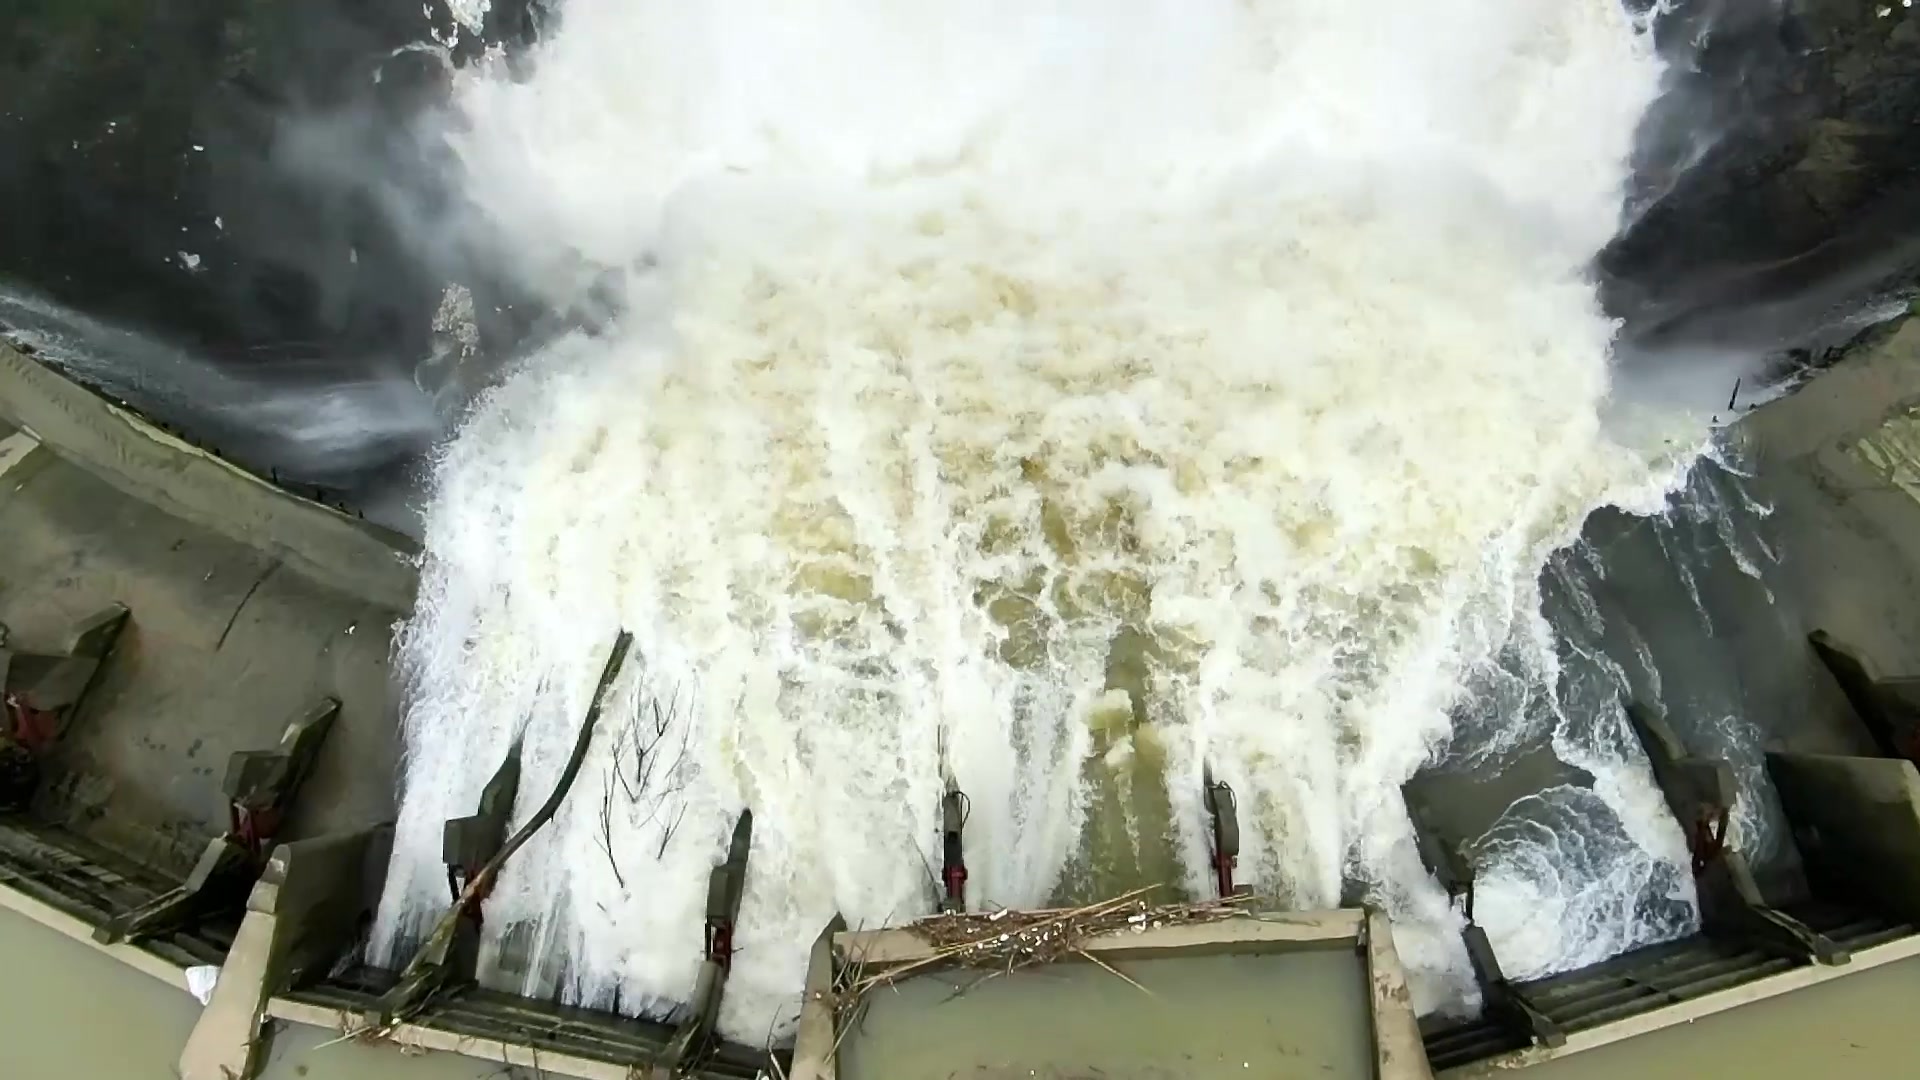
795 908 1430 1080
0 427 402 874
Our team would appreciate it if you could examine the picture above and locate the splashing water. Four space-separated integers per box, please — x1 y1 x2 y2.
374 0 1713 1037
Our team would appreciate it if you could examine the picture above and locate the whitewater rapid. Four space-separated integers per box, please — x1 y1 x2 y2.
374 0 1712 1038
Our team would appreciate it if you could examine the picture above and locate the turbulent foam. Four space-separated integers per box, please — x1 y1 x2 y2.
374 0 1702 1036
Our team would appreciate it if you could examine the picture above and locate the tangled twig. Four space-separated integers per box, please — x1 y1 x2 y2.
835 888 1253 1011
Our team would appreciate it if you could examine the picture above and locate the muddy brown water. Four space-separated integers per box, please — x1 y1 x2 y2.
5 903 1919 1080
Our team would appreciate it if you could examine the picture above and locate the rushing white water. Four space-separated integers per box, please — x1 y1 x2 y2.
374 0 1713 1038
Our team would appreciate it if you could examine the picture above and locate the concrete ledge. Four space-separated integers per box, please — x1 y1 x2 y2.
0 344 418 610
265 997 640 1080
1442 932 1920 1076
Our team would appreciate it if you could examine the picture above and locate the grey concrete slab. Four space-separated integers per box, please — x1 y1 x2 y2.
1742 321 1920 685
0 442 402 876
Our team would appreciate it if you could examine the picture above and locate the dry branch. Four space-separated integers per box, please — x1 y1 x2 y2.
837 888 1252 1007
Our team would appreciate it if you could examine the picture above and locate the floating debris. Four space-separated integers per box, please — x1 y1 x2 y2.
838 887 1255 1008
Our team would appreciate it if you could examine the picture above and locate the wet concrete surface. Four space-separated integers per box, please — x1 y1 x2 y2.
1517 952 1920 1080
0 438 401 875
1743 321 1920 668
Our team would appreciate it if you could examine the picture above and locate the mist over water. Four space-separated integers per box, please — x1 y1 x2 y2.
373 0 1720 1037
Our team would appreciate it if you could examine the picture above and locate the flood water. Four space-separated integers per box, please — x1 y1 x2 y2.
841 948 1373 1080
